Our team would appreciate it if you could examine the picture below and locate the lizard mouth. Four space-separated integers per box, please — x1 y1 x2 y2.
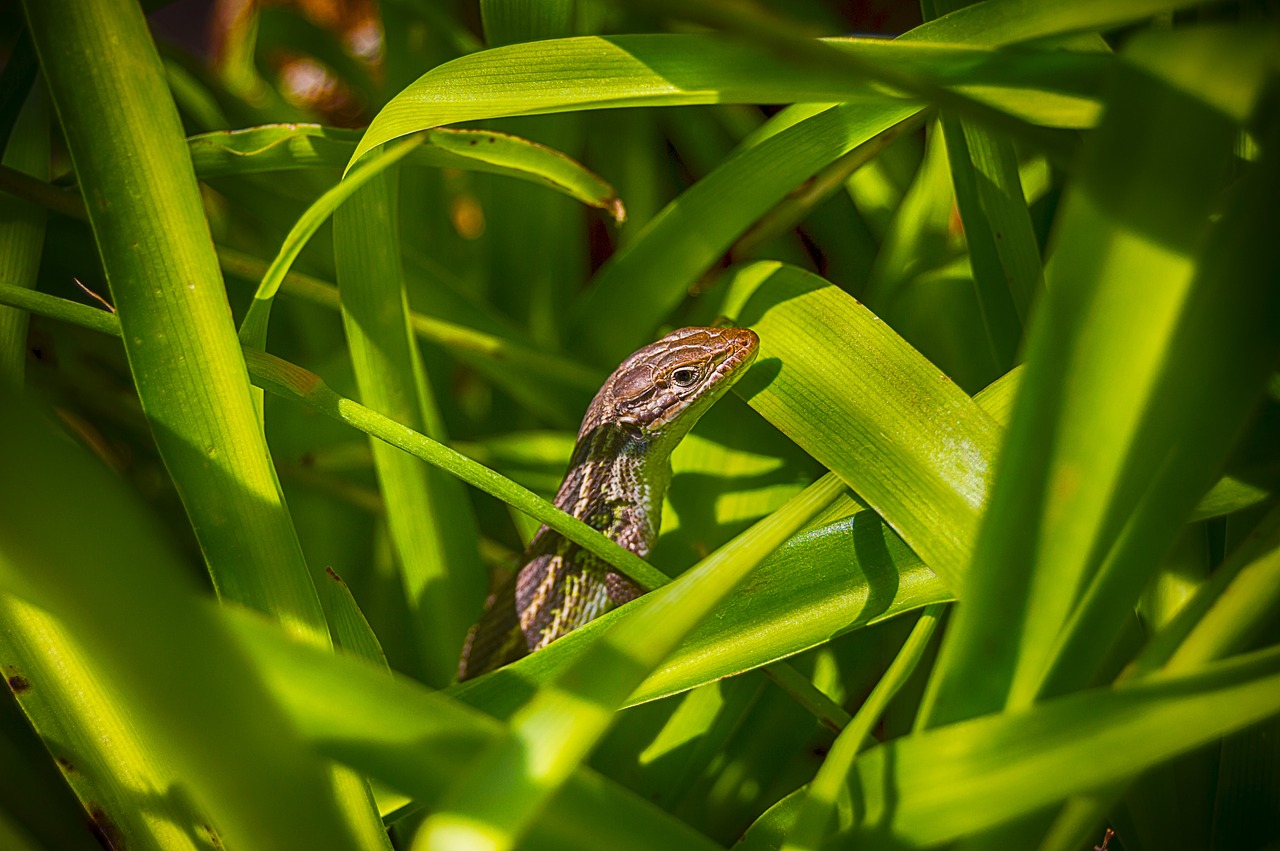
704 328 759 389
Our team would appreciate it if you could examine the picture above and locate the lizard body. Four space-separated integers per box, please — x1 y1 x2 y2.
457 326 759 680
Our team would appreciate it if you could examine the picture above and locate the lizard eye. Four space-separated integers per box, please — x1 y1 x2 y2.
671 366 700 387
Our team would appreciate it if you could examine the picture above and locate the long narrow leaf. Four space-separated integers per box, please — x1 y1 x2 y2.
722 261 1002 592
822 646 1280 847
922 24 1280 728
238 136 420 351
351 33 1105 166
334 167 486 686
189 124 623 216
571 103 920 362
226 607 725 851
413 475 846 851
0 85 46 387
0 401 362 851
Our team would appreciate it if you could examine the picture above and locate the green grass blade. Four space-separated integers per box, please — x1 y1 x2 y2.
1017 511 1280 851
1150 505 1280 676
412 475 846 851
961 363 1272 520
1191 477 1271 521
722 260 1003 592
0 401 362 851
0 283 121 336
909 0 1208 47
238 136 420 352
162 53 231 132
821 645 1280 847
922 24 1280 728
762 663 854 733
781 605 943 851
19 4 398 839
0 682 99 851
189 124 623 217
737 791 805 851
937 114 1040 360
226 608 725 851
556 0 1205 365
423 126 623 221
334 166 486 686
571 103 921 363
323 567 391 668
188 123 366 174
632 0 1086 163
732 113 925 262
475 114 588 348
23 0 327 642
2 595 201 851
0 84 46 388
1035 111 1280 698
216 244 603 392
917 0 1047 376
350 33 1106 165
860 123 1009 391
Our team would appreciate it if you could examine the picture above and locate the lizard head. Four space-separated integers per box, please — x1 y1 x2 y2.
595 326 759 443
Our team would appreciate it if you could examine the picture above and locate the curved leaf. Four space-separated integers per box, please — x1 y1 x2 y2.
413 475 846 851
923 24 1280 729
0 402 363 851
723 260 1003 591
190 124 623 217
237 136 421 352
351 33 1105 165
450 504 950 718
225 609 724 851
571 102 920 363
334 168 486 686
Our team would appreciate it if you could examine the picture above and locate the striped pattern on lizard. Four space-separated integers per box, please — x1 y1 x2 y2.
457 326 759 681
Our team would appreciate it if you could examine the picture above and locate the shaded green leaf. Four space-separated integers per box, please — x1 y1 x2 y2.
190 124 623 217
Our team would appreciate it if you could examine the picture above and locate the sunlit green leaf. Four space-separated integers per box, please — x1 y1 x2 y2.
226 607 725 851
923 23 1280 729
723 260 1002 591
351 33 1106 165
825 646 1280 847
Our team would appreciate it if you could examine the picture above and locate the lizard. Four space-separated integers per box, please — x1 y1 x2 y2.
457 325 759 681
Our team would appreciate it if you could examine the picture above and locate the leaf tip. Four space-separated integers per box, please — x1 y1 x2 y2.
607 196 627 225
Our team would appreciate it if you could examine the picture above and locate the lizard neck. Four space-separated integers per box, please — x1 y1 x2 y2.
552 422 671 559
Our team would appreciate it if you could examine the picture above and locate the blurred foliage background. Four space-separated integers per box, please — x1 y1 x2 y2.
0 0 1278 850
